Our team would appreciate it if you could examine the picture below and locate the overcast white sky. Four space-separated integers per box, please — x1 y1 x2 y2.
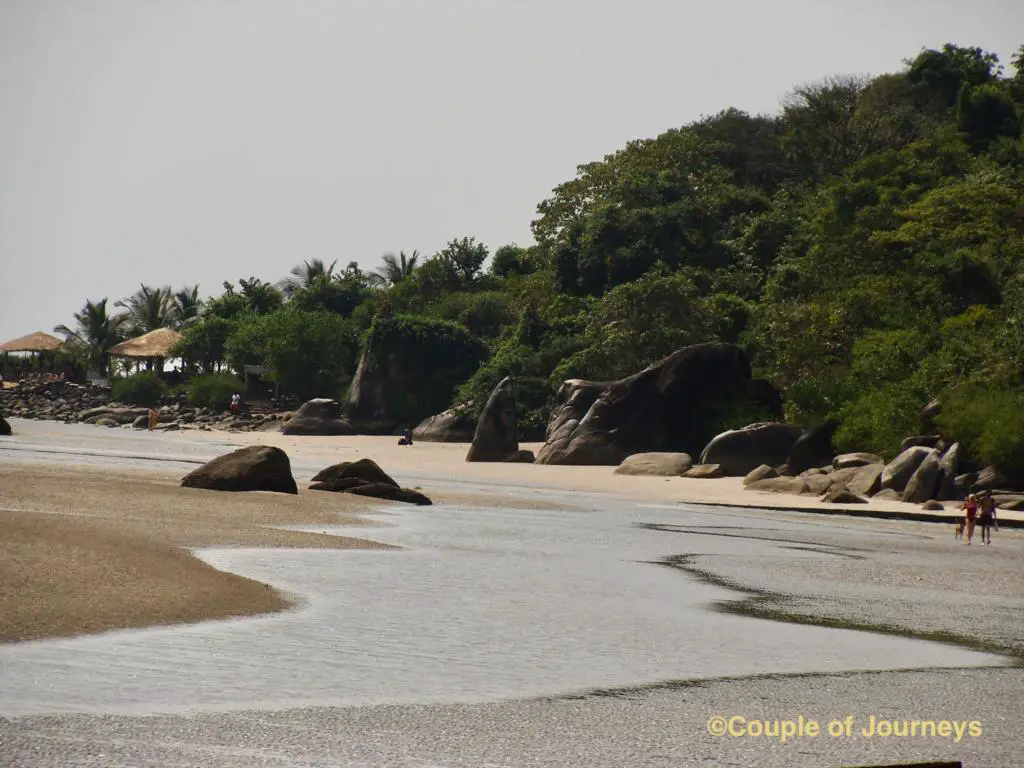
1 0 1021 340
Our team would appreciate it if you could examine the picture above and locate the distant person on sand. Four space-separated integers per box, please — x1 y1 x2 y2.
230 393 241 415
978 491 998 546
147 408 159 431
961 493 979 545
398 427 413 446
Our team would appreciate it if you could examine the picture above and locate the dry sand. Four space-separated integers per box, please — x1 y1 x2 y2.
0 462 395 643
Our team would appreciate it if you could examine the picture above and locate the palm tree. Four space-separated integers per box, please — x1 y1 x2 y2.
171 285 203 329
369 250 420 288
278 259 338 296
54 298 124 376
115 284 175 335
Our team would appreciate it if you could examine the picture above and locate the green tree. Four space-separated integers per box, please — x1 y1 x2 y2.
54 298 124 376
171 285 203 329
278 259 338 297
115 284 175 335
434 237 489 283
369 250 420 288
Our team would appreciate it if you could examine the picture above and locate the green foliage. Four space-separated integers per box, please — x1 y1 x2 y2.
833 378 930 459
185 372 242 410
290 274 368 317
364 314 488 425
936 385 1024 475
54 297 124 376
112 371 168 407
172 316 236 373
226 309 360 400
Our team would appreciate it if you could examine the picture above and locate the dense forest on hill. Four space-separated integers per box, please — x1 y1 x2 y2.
51 43 1024 470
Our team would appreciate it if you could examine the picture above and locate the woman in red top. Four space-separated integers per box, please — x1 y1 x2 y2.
962 494 979 545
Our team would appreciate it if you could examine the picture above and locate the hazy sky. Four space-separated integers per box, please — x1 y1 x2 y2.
1 1 1021 340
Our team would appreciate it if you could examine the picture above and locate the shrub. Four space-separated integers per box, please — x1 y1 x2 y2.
186 372 242 410
833 378 930 459
111 372 168 407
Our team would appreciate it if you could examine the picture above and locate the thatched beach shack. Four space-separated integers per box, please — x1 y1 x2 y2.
109 328 183 374
0 331 67 382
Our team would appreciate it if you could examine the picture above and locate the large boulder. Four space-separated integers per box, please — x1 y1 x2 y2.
311 458 398 488
973 466 1010 492
0 415 11 436
535 343 776 466
683 464 724 479
615 452 693 476
824 488 868 504
900 435 943 452
699 422 804 477
345 483 432 506
181 446 298 494
745 477 808 494
466 377 519 462
846 463 885 497
310 477 369 492
786 420 837 475
901 448 943 503
281 398 352 436
879 446 932 494
742 464 778 485
919 398 942 433
412 407 476 443
935 442 961 501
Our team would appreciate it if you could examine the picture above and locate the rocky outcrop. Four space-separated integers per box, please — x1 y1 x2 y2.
746 477 808 494
846 463 885 497
786 420 837 475
466 377 519 462
180 446 298 494
699 422 804 476
901 449 942 503
973 466 1009 492
412 407 476 443
615 452 693 476
919 398 942 433
281 398 352 436
824 488 867 504
345 347 393 434
0 380 111 422
309 477 369 492
535 343 778 466
833 452 884 470
0 414 10 436
311 458 398 488
879 446 933 494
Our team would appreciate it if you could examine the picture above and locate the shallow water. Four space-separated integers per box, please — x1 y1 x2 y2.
0 493 1008 717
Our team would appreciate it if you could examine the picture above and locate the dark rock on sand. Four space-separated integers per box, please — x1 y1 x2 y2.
786 420 837 475
311 458 398 488
683 464 724 479
902 449 943 503
504 449 536 463
466 377 519 462
699 422 804 476
345 483 432 506
309 477 369 492
922 500 945 510
281 398 353 436
742 464 778 485
802 474 833 495
0 414 11 436
535 343 767 466
873 488 901 501
181 446 298 495
616 452 693 476
973 466 1010 492
412 407 476 443
880 446 933 494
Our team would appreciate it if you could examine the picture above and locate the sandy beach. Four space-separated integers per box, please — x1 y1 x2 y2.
1 418 1023 766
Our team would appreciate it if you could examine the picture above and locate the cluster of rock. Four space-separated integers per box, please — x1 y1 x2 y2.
77 403 288 432
0 380 111 421
180 446 431 505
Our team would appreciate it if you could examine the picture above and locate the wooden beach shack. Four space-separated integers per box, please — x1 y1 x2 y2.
0 331 66 383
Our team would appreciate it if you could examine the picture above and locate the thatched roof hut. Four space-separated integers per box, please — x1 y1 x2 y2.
0 331 65 353
109 328 183 359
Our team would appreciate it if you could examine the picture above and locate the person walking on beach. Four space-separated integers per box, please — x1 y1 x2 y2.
230 392 241 415
147 407 159 431
978 491 998 546
961 494 979 545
